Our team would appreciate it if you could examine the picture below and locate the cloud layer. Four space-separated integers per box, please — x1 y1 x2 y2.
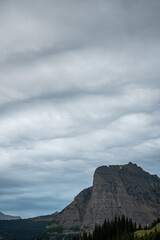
0 0 160 218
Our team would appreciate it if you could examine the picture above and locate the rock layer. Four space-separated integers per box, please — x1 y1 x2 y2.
51 163 160 228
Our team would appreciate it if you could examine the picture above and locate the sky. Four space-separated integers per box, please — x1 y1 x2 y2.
0 0 160 219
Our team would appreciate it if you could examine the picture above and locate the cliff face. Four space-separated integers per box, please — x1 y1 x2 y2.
51 163 160 228
83 163 160 227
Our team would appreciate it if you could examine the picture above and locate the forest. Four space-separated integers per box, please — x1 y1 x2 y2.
72 216 160 240
1 216 160 240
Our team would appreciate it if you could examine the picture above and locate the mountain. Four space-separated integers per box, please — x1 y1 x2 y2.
49 162 160 230
0 212 21 221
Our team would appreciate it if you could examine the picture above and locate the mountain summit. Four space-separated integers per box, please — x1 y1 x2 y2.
50 163 160 229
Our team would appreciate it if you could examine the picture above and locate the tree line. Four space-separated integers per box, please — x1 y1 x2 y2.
72 216 160 240
72 215 136 240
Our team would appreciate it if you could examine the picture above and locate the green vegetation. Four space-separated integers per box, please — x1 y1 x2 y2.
72 215 136 240
1 216 160 240
135 223 160 238
135 230 160 240
0 219 48 240
72 217 160 240
134 221 160 240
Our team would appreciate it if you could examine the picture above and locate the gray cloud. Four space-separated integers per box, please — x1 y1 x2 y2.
0 0 160 218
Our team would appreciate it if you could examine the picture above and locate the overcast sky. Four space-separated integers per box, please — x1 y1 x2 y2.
0 0 160 218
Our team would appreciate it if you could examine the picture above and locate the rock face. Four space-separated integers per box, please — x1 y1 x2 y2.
51 163 160 228
0 212 21 220
54 187 92 228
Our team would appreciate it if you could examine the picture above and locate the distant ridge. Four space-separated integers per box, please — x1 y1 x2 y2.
31 211 58 221
0 212 21 220
49 162 160 229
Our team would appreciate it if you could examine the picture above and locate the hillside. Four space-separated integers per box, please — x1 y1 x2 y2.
0 212 21 221
135 222 160 238
0 219 48 240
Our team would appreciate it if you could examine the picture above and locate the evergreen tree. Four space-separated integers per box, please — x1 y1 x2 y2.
72 215 136 240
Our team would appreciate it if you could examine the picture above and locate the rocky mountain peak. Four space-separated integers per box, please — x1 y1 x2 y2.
50 163 160 229
93 162 141 185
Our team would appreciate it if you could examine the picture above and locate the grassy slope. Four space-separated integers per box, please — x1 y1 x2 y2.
134 223 160 238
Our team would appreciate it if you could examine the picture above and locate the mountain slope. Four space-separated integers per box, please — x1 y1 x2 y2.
135 222 160 238
50 187 92 229
50 162 160 229
0 212 21 221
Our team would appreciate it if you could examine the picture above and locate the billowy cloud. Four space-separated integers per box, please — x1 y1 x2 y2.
0 0 160 218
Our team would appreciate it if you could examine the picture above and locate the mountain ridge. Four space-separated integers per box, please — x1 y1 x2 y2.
0 212 21 221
